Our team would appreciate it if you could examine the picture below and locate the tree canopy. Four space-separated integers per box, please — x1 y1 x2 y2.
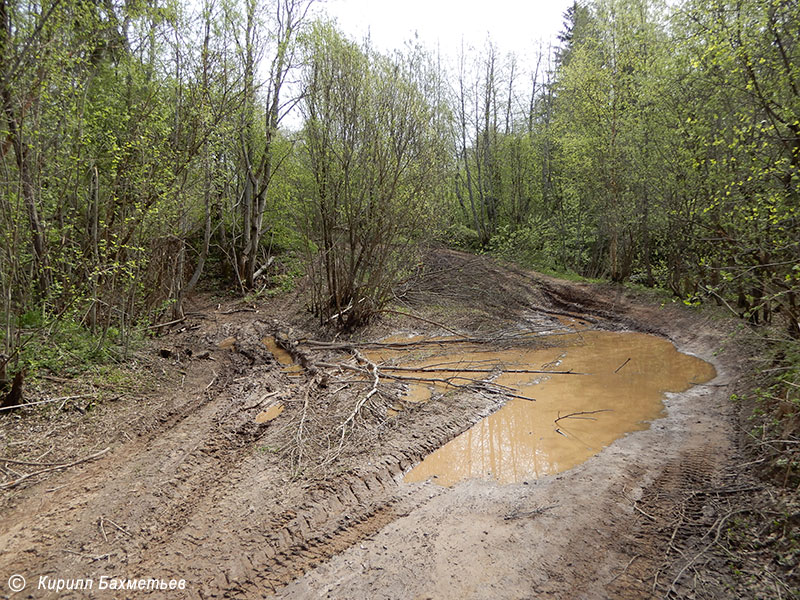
1 0 798 361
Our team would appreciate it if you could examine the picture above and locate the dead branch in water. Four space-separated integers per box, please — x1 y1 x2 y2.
378 365 585 375
614 358 631 373
554 409 612 424
302 335 522 351
381 373 536 402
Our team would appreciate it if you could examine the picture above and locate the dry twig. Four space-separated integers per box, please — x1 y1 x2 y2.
614 357 631 373
103 517 132 537
379 365 584 375
554 409 612 424
0 447 110 490
0 394 94 412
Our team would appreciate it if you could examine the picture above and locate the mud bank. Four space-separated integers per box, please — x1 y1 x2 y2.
0 250 747 599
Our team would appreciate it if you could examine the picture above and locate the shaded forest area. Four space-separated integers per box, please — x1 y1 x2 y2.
1 0 798 484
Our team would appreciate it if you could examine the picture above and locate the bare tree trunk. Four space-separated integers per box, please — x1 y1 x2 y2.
457 47 481 240
238 0 315 290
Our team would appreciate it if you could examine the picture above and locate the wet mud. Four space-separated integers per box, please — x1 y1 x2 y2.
0 250 742 600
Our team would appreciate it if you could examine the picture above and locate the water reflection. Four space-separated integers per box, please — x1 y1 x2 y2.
404 331 716 486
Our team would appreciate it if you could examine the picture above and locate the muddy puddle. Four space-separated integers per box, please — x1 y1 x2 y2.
255 403 284 424
264 337 303 375
385 330 716 486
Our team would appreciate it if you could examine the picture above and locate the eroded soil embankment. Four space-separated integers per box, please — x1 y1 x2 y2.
0 250 747 599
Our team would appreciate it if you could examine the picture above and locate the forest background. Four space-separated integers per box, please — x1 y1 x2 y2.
0 0 797 467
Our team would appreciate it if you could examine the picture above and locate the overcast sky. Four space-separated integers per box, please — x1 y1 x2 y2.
319 0 576 59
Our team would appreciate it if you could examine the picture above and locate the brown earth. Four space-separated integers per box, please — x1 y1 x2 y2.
0 249 771 599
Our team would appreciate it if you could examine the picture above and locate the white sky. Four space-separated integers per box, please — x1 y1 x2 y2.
319 0 575 59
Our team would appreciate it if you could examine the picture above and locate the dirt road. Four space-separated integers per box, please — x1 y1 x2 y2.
0 250 746 599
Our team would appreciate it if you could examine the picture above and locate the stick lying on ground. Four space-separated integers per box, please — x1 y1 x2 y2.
0 394 94 412
0 447 110 490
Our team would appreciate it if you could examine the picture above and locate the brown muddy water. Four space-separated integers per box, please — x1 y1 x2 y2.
255 403 285 424
390 330 716 486
263 337 303 375
263 331 715 486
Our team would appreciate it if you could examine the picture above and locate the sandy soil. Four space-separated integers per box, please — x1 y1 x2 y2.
0 250 749 599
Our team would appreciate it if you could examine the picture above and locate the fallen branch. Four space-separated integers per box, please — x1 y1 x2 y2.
631 502 656 521
381 372 537 402
554 409 612 424
377 309 463 336
379 365 585 375
0 394 94 413
302 335 520 351
243 390 280 411
0 447 110 490
0 456 67 467
103 517 132 537
205 371 218 391
220 307 257 314
315 361 366 374
337 351 380 448
145 317 186 331
63 548 111 562
477 385 537 402
325 298 367 323
253 257 275 280
293 382 313 470
666 509 752 596
607 554 642 584
614 358 631 374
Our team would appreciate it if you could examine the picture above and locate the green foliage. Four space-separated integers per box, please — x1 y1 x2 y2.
299 22 446 328
448 0 800 340
443 224 482 251
742 336 800 488
1 0 797 381
486 224 549 269
12 314 141 378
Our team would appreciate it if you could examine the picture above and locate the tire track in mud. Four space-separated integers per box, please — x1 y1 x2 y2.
608 448 729 599
137 389 509 598
131 327 296 539
223 474 433 596
0 323 293 593
1 253 745 600
148 411 276 538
